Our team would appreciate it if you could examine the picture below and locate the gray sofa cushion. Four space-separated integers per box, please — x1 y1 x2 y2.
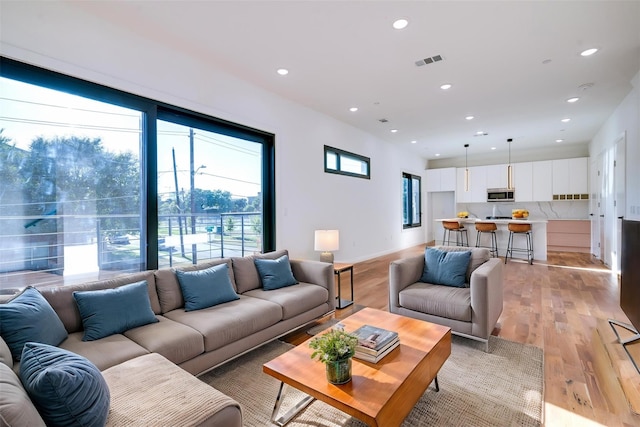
40 271 159 334
0 362 46 427
155 259 233 313
232 249 288 294
163 295 282 352
399 282 472 322
58 332 149 371
124 316 204 365
244 282 329 320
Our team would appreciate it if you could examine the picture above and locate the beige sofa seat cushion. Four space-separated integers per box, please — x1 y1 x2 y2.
155 259 233 313
399 282 472 322
124 315 204 365
232 249 288 293
163 296 282 352
58 332 149 371
0 363 47 427
103 353 241 427
244 282 329 320
39 271 159 333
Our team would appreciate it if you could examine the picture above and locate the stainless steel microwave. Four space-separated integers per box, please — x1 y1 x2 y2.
487 188 515 202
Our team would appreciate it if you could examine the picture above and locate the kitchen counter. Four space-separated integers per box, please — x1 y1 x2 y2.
435 218 548 261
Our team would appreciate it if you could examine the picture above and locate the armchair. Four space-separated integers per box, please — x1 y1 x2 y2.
389 246 503 351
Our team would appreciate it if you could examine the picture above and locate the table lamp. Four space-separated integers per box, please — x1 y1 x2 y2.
314 230 339 263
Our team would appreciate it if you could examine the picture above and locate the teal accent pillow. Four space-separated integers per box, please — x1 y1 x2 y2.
254 255 298 290
175 263 239 311
0 287 67 361
73 280 158 341
20 342 110 427
420 248 472 287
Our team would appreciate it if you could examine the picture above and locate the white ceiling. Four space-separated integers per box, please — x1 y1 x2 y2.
74 1 640 162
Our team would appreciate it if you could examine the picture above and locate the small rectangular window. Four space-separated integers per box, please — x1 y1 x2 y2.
324 145 370 179
403 173 421 228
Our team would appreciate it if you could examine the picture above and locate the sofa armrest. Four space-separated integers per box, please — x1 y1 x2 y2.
290 259 335 311
469 258 504 339
389 254 424 311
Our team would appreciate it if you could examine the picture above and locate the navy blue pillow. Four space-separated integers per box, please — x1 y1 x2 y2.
20 342 110 427
73 280 158 341
0 287 68 361
254 255 298 290
420 248 472 287
175 263 239 311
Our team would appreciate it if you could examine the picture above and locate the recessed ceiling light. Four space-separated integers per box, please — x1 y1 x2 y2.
567 97 580 103
491 147 497 150
580 48 598 57
465 115 474 120
276 68 289 76
556 139 564 143
411 140 417 144
476 131 484 135
392 19 409 30
440 84 452 90
349 107 358 112
561 118 571 123
435 153 441 157
390 129 398 133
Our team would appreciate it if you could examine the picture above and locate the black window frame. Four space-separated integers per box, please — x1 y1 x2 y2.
403 172 422 229
0 56 276 272
324 145 370 179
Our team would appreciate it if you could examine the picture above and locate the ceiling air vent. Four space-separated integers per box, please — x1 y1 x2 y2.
415 54 444 67
378 118 389 123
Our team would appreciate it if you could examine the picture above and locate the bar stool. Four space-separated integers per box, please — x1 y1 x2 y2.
504 222 533 265
442 220 468 247
475 221 499 257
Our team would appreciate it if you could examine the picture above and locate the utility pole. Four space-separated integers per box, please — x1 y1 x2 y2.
172 147 185 257
189 128 197 263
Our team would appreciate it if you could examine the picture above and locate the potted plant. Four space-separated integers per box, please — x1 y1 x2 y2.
309 328 358 384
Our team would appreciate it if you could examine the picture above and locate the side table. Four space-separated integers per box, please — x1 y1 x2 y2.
333 262 354 309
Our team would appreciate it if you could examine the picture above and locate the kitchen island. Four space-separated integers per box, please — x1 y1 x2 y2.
435 218 548 261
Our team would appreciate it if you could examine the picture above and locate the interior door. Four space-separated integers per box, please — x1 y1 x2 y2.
614 133 626 274
590 158 601 258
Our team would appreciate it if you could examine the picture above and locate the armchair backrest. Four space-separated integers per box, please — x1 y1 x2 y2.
434 246 491 283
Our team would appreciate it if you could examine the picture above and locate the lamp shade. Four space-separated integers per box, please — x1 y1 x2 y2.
314 230 339 252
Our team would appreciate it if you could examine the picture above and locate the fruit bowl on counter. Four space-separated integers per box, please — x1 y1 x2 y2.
512 209 529 219
457 211 469 218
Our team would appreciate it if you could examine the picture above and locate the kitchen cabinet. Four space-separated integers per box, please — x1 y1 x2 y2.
552 157 589 199
425 167 456 192
532 160 553 201
456 168 472 203
456 165 487 203
514 162 533 202
486 164 508 189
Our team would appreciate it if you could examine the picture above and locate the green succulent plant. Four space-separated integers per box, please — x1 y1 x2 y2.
309 328 358 364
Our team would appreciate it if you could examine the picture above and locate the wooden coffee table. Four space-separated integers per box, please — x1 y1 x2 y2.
263 307 451 426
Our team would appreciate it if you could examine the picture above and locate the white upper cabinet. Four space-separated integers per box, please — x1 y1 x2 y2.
456 168 472 203
514 162 533 202
532 160 553 201
456 165 487 203
425 167 456 192
552 157 589 195
486 164 508 189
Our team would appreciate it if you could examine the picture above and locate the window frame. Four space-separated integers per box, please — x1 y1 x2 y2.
0 56 275 275
402 172 422 229
324 145 370 179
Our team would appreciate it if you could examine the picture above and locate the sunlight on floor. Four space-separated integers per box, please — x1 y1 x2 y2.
544 403 606 427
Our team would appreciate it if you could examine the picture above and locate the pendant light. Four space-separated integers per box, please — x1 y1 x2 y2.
464 144 470 192
507 138 514 190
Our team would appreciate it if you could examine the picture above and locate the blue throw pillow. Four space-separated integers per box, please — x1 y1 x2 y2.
20 342 110 427
73 280 158 341
420 248 472 287
254 255 298 290
0 287 68 361
175 263 239 311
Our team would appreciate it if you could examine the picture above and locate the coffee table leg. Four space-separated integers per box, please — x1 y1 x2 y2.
271 381 315 426
433 375 439 392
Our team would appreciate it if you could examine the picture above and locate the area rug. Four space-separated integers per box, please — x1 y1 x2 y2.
199 335 543 426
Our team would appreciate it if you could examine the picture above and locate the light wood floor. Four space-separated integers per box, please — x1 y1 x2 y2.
291 245 640 427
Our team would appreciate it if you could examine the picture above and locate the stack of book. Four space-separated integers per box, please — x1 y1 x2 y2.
352 324 399 363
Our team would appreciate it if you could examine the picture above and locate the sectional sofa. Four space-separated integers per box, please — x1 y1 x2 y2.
0 249 335 426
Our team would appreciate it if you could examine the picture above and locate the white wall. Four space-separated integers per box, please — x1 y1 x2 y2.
589 70 640 221
0 1 427 263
